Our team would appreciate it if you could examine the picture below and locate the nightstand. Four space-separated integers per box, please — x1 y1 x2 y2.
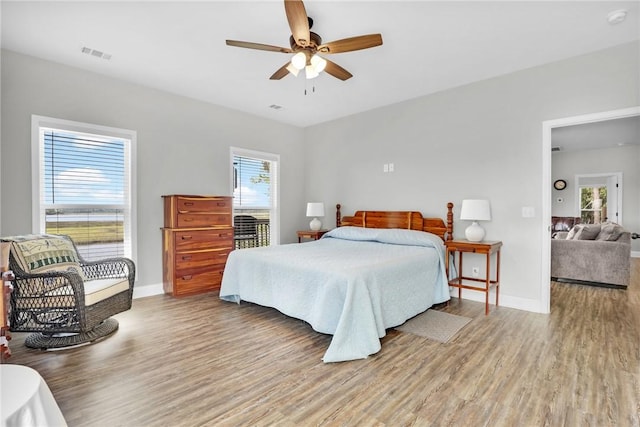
297 230 328 242
445 239 502 315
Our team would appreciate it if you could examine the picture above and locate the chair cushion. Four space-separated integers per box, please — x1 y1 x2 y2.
83 278 130 306
17 278 130 309
4 234 86 280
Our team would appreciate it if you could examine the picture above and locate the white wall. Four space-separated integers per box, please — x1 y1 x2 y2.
2 41 638 310
0 49 306 293
303 41 639 312
552 145 640 252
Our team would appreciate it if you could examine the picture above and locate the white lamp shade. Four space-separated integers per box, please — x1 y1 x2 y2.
291 52 306 70
310 54 327 73
306 202 325 217
460 199 491 221
285 63 300 76
305 64 319 79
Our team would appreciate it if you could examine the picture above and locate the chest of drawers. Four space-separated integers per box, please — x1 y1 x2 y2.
162 195 233 296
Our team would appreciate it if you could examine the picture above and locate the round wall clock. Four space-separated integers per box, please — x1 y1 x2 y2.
553 179 567 190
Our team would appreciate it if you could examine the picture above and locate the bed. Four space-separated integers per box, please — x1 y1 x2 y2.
219 203 454 363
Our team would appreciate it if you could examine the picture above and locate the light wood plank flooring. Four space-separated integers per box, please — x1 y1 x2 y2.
6 259 640 426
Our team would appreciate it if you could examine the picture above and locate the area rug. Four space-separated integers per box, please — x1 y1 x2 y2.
395 310 472 343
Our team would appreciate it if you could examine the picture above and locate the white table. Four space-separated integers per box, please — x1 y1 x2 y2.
1 364 67 427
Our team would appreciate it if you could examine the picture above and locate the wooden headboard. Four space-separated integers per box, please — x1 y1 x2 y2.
336 203 454 241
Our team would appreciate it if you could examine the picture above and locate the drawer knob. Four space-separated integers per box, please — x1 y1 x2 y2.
184 202 194 206
181 236 192 240
182 255 192 261
181 275 192 280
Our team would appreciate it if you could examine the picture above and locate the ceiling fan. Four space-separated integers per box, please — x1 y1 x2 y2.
225 0 383 81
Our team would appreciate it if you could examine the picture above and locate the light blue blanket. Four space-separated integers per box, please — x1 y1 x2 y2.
220 227 450 362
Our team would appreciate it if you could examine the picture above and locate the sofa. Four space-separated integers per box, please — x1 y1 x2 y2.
551 222 631 288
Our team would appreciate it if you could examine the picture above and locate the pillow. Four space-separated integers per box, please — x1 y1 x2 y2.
565 224 583 240
3 234 85 279
323 226 444 248
596 223 624 241
573 224 601 240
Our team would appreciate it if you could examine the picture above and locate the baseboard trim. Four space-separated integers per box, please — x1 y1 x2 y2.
449 287 546 314
631 251 640 258
133 283 164 299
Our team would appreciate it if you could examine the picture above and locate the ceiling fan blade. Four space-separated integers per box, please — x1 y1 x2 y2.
270 63 291 80
324 59 353 81
284 0 310 47
318 34 383 54
226 40 292 54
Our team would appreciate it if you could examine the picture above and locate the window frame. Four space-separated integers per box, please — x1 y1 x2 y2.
31 115 137 262
230 147 280 246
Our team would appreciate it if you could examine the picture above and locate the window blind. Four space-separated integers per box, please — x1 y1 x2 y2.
40 128 132 261
233 155 272 209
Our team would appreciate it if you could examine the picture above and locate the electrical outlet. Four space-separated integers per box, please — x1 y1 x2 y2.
472 267 480 277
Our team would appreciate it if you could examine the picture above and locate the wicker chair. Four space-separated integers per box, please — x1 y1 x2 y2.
1 234 135 349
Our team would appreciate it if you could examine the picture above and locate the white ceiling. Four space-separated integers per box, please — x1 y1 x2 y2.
1 1 639 129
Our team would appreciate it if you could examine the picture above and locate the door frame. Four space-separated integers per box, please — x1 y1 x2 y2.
541 106 640 313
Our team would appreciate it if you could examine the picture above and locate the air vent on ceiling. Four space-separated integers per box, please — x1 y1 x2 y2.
551 146 561 152
81 46 112 61
269 104 283 110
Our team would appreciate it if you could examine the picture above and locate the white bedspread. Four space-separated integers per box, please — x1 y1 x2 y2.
219 227 450 362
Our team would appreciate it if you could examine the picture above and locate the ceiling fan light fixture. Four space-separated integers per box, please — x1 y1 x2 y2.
285 63 300 76
291 52 306 70
310 54 326 73
305 64 319 79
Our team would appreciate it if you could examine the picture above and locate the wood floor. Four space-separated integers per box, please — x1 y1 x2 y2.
6 259 640 426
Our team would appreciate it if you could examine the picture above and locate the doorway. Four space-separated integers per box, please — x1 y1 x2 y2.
541 106 640 313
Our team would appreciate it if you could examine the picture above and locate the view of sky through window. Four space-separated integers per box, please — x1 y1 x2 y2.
44 129 126 205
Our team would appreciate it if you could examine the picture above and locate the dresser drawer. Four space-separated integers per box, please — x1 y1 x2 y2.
176 212 231 228
173 268 224 296
163 195 232 228
174 229 233 251
174 249 230 274
175 196 231 213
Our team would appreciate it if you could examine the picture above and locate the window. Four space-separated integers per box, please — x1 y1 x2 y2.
230 147 279 248
32 116 136 262
580 186 607 224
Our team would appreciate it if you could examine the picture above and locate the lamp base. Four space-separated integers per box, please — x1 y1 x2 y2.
465 221 485 242
310 217 322 231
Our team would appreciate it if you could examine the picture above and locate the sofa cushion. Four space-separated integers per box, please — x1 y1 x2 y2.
566 224 583 240
574 224 601 240
4 234 86 279
596 223 625 241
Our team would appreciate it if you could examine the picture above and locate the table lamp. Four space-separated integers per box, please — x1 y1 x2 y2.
306 202 325 231
460 199 491 242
